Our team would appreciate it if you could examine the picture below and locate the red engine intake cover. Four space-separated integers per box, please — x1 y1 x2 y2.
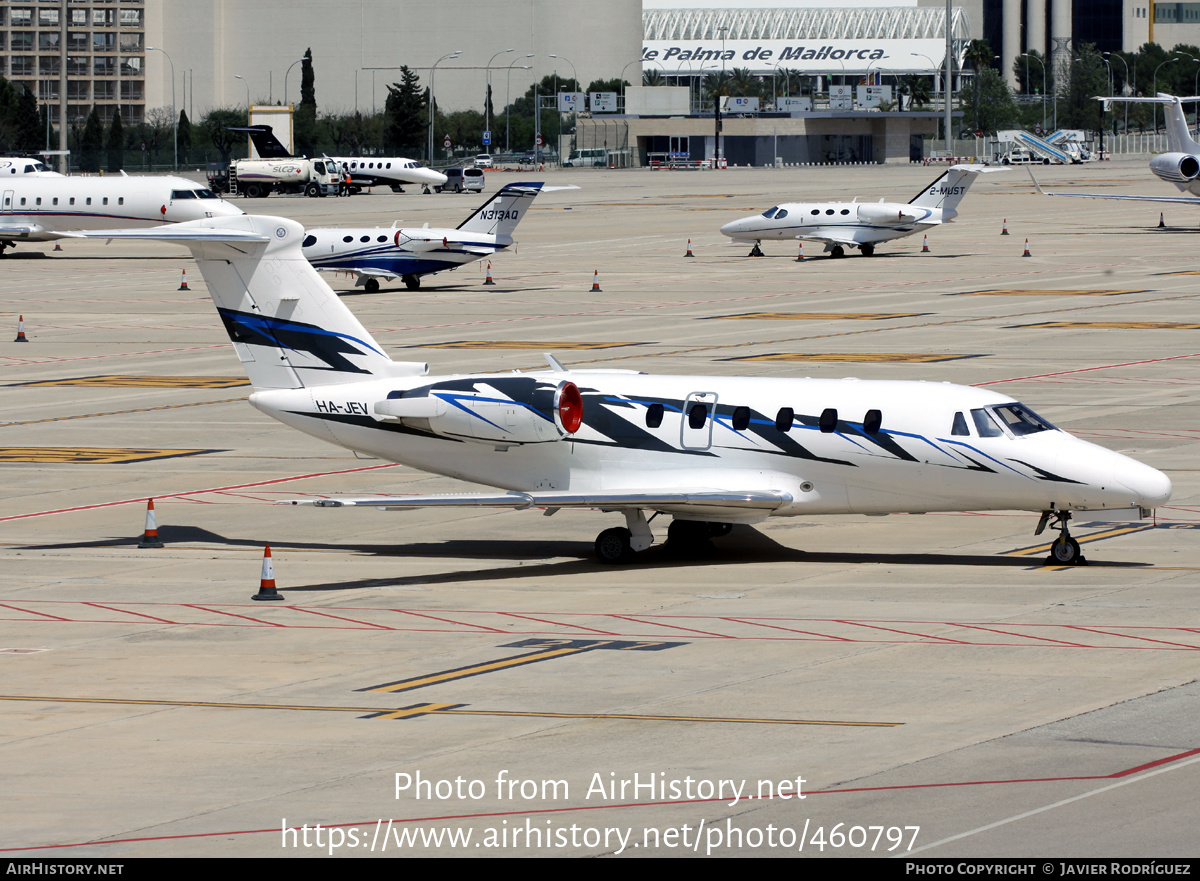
556 381 583 435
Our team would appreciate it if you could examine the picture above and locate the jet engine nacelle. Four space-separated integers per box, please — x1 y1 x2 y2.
856 203 920 225
373 380 582 445
1149 152 1200 183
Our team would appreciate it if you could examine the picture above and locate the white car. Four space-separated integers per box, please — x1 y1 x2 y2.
474 154 495 168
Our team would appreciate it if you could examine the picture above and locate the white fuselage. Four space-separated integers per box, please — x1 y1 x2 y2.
302 226 511 280
0 175 243 241
331 157 448 189
248 372 1170 521
721 201 946 248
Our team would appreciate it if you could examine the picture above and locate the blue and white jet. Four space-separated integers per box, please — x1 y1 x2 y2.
302 182 554 292
720 165 1003 258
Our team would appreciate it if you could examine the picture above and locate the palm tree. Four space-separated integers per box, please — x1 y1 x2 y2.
642 69 664 87
964 39 996 133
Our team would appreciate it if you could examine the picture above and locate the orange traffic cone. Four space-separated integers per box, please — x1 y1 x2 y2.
1022 237 1032 257
1001 219 1009 236
252 544 283 601
14 315 28 342
53 240 63 251
795 242 805 262
590 270 602 292
178 269 190 291
685 239 694 258
137 499 164 548
483 262 496 285
1158 212 1166 229
921 235 930 253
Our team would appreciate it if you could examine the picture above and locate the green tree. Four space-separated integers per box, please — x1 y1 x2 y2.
106 110 125 173
11 84 40 151
961 68 1020 135
296 48 317 156
964 39 996 132
79 106 104 172
1061 44 1108 131
178 109 192 165
384 66 425 154
200 107 248 164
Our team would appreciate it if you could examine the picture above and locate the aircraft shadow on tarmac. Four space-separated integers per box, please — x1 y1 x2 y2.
13 523 1145 590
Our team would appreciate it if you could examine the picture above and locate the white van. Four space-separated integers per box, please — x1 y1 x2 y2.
563 148 607 167
435 166 485 193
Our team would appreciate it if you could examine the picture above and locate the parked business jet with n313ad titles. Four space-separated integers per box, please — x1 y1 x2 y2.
720 165 1003 257
83 214 1172 566
0 173 243 254
303 181 570 292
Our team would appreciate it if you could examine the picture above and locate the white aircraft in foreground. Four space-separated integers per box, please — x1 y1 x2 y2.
84 214 1170 566
720 165 1003 257
234 125 447 193
1029 94 1200 204
303 181 556 292
0 173 243 254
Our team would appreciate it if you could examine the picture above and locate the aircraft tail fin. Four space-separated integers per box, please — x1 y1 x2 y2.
907 164 995 212
1102 95 1200 154
83 217 425 391
227 125 294 159
456 182 545 237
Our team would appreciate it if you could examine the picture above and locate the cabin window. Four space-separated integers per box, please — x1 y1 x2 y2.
302 234 317 247
688 402 708 429
810 209 819 215
342 235 353 243
52 197 58 205
69 198 75 205
195 189 219 200
825 209 834 215
170 190 196 199
102 197 108 205
359 235 370 243
951 412 970 436
761 207 779 219
35 197 41 205
991 403 1055 435
386 162 392 169
117 197 123 205
971 408 1004 437
645 403 664 428
774 209 788 220
775 407 794 432
731 406 750 431
840 208 849 215
19 198 25 205
819 408 838 433
863 409 881 434
377 235 387 242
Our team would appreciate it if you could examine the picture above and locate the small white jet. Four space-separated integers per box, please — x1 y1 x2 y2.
1 157 62 177
234 125 447 193
720 165 1003 257
83 214 1171 567
0 173 243 254
1030 94 1200 205
303 181 551 292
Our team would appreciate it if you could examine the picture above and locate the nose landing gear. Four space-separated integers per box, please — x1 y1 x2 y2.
1037 510 1087 566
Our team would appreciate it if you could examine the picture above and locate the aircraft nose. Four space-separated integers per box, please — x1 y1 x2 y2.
720 217 747 237
1113 456 1172 507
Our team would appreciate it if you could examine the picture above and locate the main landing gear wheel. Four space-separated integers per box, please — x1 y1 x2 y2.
595 527 635 564
363 278 380 294
748 243 764 257
831 245 846 258
403 274 420 291
860 243 875 257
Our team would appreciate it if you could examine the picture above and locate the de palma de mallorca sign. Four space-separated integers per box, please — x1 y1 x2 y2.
640 40 950 74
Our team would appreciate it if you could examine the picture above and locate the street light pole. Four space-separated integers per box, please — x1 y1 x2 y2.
506 55 534 153
1021 53 1046 131
549 53 578 160
146 46 176 168
283 57 305 106
1153 57 1179 132
428 50 462 165
485 49 514 149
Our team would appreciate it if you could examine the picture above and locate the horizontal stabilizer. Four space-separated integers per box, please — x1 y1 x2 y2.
282 489 792 512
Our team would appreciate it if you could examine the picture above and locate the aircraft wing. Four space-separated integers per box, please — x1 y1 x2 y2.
0 223 80 240
78 225 269 244
1026 168 1200 204
797 231 866 246
281 489 792 515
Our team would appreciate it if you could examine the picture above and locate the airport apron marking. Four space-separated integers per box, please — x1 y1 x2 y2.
357 638 685 694
956 289 1144 296
1011 322 1200 330
417 341 643 350
8 375 249 388
0 447 218 464
725 353 983 363
709 312 928 321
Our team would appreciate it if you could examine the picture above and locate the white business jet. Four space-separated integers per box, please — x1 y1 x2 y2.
720 165 1003 258
1030 94 1200 204
82 215 1171 566
0 174 242 254
303 181 555 292
234 125 447 193
1 157 62 177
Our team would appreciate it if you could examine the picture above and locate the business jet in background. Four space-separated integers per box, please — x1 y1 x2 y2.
0 174 243 254
720 165 1004 257
303 182 559 292
1030 94 1200 205
82 214 1171 567
232 124 447 193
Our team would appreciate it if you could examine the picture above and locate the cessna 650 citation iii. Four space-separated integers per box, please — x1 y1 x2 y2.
303 182 554 292
85 214 1171 566
720 165 1003 257
0 173 242 254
